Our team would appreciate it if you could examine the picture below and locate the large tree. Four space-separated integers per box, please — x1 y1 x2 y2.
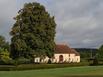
10 2 56 59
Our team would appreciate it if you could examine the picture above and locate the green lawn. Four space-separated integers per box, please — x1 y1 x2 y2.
0 66 103 77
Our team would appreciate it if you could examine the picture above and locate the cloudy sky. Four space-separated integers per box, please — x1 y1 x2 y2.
0 0 103 48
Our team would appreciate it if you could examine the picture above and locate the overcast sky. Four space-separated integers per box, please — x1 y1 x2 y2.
0 0 103 48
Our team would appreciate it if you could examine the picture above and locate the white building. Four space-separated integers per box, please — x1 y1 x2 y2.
34 44 80 63
52 45 80 63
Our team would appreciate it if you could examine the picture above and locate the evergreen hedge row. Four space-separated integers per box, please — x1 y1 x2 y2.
0 62 89 71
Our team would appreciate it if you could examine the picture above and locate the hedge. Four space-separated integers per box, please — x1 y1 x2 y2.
0 62 89 71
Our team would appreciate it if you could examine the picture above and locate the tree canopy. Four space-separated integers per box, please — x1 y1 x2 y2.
0 35 9 50
98 45 103 60
0 35 11 64
10 2 56 59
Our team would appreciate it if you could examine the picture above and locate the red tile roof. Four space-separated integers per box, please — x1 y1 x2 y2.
55 44 80 56
71 48 80 56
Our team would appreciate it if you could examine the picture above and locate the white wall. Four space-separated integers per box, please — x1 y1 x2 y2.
34 54 80 63
34 57 40 63
53 54 69 63
75 56 80 63
42 56 49 63
53 53 80 63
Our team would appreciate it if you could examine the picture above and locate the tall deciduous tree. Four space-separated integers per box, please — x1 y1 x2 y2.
10 2 56 59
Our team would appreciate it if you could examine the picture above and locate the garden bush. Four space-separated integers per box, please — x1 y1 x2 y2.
13 57 31 65
0 58 14 65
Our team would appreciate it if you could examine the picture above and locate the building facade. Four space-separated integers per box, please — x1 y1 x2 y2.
34 44 80 63
52 45 80 63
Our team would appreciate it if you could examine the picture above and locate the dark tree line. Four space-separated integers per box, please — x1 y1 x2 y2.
75 48 98 59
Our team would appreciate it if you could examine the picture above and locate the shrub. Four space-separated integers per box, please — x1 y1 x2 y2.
47 59 52 64
14 57 31 65
92 58 98 65
0 58 14 65
0 48 14 65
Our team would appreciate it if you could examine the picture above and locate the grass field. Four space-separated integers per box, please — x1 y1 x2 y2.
0 66 103 77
